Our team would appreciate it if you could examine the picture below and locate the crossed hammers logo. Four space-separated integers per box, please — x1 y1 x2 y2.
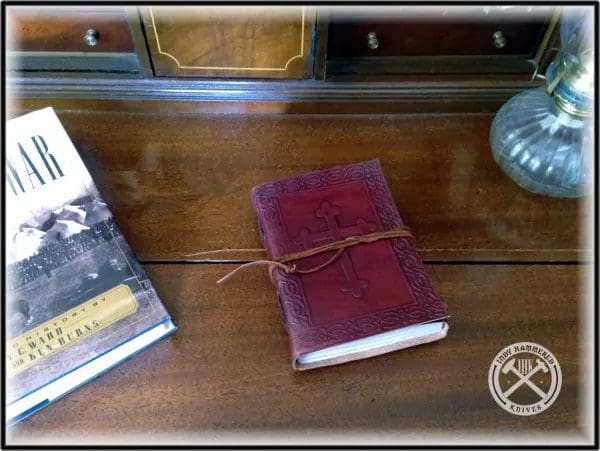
501 358 549 399
489 342 562 416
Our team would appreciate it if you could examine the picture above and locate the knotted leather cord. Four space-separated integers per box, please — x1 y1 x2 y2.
214 226 413 285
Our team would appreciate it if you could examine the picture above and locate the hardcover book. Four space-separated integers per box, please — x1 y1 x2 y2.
5 107 176 424
251 159 448 370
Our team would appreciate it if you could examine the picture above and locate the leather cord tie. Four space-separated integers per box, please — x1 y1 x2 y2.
217 226 412 285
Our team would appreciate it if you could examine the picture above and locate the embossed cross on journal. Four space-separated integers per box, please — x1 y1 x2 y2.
293 200 376 299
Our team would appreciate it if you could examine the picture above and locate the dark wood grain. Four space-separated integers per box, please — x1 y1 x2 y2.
7 263 586 444
10 101 587 262
8 99 588 262
6 8 134 53
5 95 592 445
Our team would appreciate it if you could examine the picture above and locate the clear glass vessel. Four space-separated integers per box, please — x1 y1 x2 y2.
489 9 593 198
490 87 592 198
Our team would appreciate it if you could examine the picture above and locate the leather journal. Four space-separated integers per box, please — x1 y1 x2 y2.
251 159 449 370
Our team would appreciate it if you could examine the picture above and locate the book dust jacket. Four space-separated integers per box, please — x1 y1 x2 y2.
5 107 175 422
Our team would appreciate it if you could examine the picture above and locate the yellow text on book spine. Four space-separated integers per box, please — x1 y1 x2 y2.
7 284 138 377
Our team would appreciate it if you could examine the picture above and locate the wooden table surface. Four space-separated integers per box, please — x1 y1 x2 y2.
7 100 594 446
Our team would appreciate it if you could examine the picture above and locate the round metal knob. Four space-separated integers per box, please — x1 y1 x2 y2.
492 31 507 49
367 32 379 50
84 28 99 47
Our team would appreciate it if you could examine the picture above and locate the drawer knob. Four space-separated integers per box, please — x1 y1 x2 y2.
84 28 99 47
492 31 507 49
367 32 379 50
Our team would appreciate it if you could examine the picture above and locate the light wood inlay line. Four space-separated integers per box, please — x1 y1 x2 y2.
149 7 305 71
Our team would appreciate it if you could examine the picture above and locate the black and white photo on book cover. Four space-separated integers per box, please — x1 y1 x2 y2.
5 107 175 422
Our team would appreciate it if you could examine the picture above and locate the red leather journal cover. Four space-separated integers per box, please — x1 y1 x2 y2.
251 159 448 369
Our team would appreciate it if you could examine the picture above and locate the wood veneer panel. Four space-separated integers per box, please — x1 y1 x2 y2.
141 6 314 79
9 264 587 443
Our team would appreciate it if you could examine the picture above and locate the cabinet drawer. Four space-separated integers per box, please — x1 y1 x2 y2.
326 6 556 77
329 20 547 58
6 7 145 73
7 8 134 53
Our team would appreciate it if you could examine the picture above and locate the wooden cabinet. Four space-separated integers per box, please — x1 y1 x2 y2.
326 6 557 76
6 7 148 74
6 5 564 104
141 6 314 78
6 5 559 80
